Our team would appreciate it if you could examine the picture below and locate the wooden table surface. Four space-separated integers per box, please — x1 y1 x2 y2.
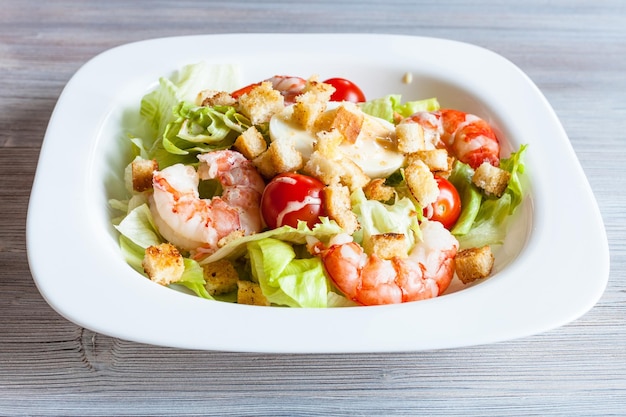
1 1 624 415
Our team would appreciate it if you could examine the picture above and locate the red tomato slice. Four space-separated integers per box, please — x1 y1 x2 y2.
261 173 327 229
323 78 366 103
423 176 462 230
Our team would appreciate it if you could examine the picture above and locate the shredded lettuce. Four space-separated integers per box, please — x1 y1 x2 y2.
360 94 440 123
248 238 329 308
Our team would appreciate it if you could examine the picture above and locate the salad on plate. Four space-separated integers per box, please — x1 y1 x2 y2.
110 61 527 308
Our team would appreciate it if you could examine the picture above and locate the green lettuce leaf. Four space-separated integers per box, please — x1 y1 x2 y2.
350 187 422 251
140 62 240 140
175 258 213 300
150 102 250 168
452 145 529 248
449 161 483 235
360 95 440 123
248 238 328 308
114 204 212 299
138 62 244 167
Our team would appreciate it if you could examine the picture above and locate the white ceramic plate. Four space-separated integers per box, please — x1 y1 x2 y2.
27 34 609 353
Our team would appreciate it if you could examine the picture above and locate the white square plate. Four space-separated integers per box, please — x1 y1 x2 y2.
27 34 609 352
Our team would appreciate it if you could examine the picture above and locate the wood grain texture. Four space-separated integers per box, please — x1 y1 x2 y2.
1 0 625 415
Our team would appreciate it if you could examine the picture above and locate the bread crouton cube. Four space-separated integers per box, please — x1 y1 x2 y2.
234 126 267 160
315 102 364 144
455 245 495 284
237 280 271 306
131 158 158 192
404 160 439 207
252 150 277 179
395 122 425 153
338 157 371 191
406 149 450 172
268 139 304 173
472 162 511 198
363 178 395 203
238 81 284 125
142 243 184 286
302 151 343 185
323 183 360 235
314 129 344 158
218 230 246 249
291 79 334 130
196 89 236 107
203 259 239 295
302 151 370 191
364 233 408 259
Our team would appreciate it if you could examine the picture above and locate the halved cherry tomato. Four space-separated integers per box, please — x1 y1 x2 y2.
423 176 461 230
323 78 366 103
261 173 327 229
231 82 261 99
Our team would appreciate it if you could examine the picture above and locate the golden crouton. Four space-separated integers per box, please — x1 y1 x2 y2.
291 78 335 130
302 151 342 185
404 160 439 208
196 89 237 107
142 243 185 286
338 157 371 191
395 122 425 153
364 233 408 259
268 139 304 173
363 178 395 203
406 149 450 172
238 81 284 125
131 158 158 192
472 162 511 198
203 259 239 295
234 126 267 160
302 151 370 191
237 280 271 306
252 150 277 179
314 129 344 158
217 230 246 248
323 183 360 235
455 245 495 284
314 102 364 144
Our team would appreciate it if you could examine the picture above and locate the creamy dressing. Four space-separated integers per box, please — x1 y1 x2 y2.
275 195 322 227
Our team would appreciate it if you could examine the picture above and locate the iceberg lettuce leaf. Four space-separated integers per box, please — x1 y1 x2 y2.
199 217 344 265
351 188 421 250
175 258 213 300
248 238 328 308
449 161 483 235
452 145 529 248
360 95 440 123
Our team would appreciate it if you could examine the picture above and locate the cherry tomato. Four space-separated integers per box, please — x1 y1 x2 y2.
231 82 261 99
261 173 327 229
323 78 366 103
423 176 462 230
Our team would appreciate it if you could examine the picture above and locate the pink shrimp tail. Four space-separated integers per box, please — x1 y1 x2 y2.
404 109 501 169
440 109 500 168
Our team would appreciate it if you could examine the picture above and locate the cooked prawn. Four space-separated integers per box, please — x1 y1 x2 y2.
150 150 265 254
401 109 500 169
319 220 459 306
266 75 307 104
